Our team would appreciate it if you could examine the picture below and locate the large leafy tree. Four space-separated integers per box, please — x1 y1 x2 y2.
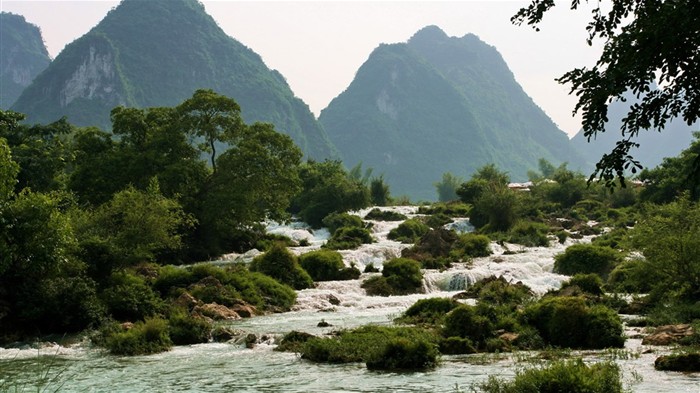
177 89 244 173
513 0 700 186
0 110 72 193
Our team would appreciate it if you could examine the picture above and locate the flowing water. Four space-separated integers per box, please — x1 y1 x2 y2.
2 206 699 392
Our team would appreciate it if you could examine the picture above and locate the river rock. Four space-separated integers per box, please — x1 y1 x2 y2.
642 324 694 345
174 292 200 310
245 333 257 349
229 301 257 318
194 303 241 321
655 353 700 372
327 294 341 306
211 326 238 342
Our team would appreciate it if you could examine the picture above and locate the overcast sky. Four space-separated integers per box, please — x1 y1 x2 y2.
0 1 604 137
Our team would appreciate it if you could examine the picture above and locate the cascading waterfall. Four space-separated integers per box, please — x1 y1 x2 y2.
3 206 697 392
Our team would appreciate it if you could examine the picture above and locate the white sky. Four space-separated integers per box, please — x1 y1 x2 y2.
0 0 604 137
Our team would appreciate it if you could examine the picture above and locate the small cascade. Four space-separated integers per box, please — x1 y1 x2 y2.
444 217 474 234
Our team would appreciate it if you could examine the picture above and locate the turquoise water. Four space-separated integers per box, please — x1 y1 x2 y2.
2 208 699 392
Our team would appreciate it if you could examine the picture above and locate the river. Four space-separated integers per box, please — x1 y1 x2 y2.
1 206 699 392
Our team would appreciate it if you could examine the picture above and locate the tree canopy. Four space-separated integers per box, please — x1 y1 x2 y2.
513 0 700 186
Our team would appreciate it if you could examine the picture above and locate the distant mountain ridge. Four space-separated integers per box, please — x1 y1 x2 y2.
0 12 51 109
11 0 335 159
320 26 584 200
571 90 697 171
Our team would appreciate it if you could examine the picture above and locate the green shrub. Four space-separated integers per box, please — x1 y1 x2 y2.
463 276 533 306
299 250 345 281
553 244 622 278
363 263 380 273
606 258 655 294
395 297 460 325
324 226 373 250
438 336 476 354
362 258 423 296
105 318 173 356
168 308 211 345
451 233 492 259
322 212 364 235
254 233 297 251
384 258 423 292
480 359 625 393
401 228 458 267
365 337 438 371
388 218 430 243
561 273 605 296
442 305 494 344
248 272 297 311
364 208 407 221
361 276 394 296
418 202 471 217
102 271 165 322
300 325 438 365
250 243 313 290
522 296 624 349
424 213 453 229
507 221 550 247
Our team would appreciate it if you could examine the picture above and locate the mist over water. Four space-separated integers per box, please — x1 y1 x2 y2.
1 206 698 392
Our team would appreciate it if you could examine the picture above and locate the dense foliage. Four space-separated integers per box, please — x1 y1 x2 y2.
513 0 700 187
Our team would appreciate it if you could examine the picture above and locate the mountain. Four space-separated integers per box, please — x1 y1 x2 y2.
0 12 51 109
11 0 335 159
319 26 584 201
571 92 697 171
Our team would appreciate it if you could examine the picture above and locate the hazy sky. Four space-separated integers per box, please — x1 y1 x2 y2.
0 1 604 137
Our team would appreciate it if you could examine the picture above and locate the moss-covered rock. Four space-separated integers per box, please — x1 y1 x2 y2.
388 218 430 244
364 208 407 221
654 353 700 372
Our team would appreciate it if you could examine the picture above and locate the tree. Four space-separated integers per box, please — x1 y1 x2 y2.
74 179 194 266
198 122 302 253
639 132 700 203
513 1 700 187
290 160 371 228
0 138 18 203
177 89 244 173
0 110 71 193
370 176 391 206
630 195 700 301
434 172 463 202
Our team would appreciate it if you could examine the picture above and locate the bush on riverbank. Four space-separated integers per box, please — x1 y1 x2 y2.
168 308 211 345
362 258 423 296
250 243 313 290
300 325 439 370
105 318 173 356
554 244 622 278
364 208 407 221
451 233 492 259
522 296 625 349
480 359 625 393
299 250 360 281
395 297 460 325
388 219 430 243
323 226 373 250
155 263 297 311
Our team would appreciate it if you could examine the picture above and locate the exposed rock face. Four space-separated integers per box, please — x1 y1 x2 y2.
0 13 51 108
642 324 694 346
60 46 123 107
